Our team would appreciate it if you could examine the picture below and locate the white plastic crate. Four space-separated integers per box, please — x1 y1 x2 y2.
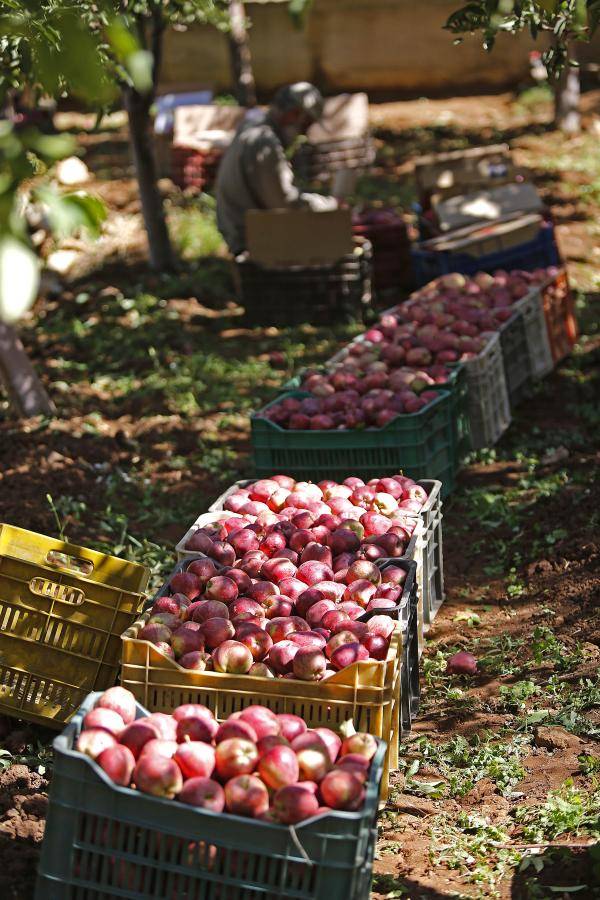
175 511 246 561
514 287 554 380
459 332 511 449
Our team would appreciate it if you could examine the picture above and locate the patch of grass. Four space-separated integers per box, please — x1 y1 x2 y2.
168 195 226 259
513 84 554 114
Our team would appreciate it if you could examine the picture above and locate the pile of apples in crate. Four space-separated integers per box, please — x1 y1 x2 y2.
263 267 559 431
138 473 424 679
78 687 377 821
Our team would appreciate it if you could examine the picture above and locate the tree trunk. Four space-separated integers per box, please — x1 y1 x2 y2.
0 321 55 417
554 44 581 135
228 1 257 107
124 85 174 270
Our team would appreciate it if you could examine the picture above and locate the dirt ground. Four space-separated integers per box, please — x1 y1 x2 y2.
0 92 598 899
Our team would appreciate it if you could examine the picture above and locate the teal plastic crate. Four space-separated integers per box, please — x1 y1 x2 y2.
36 693 386 900
251 391 456 498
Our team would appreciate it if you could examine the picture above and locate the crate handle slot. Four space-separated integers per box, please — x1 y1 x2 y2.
46 550 94 576
29 577 86 605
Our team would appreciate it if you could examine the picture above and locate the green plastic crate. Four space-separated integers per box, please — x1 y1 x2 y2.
36 693 386 900
251 391 456 498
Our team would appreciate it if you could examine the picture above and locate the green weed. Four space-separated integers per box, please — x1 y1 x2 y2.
404 734 530 799
514 780 600 843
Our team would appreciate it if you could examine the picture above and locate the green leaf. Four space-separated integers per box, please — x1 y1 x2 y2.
0 235 39 323
25 131 77 161
36 187 106 239
288 0 313 26
107 18 153 93
126 50 154 94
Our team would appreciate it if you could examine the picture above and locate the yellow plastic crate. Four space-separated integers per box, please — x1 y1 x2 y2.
0 524 150 728
121 611 401 799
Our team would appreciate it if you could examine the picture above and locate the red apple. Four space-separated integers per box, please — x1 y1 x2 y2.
176 714 215 744
292 648 327 681
212 640 254 674
272 784 319 824
237 626 273 661
295 740 332 783
215 738 258 780
97 687 136 725
288 630 327 651
320 769 364 810
138 622 172 645
171 626 205 659
178 776 225 812
248 661 276 678
179 650 211 671
297 561 335 586
340 732 377 761
258 745 299 790
239 705 280 740
76 728 116 760
170 572 202 600
267 640 299 675
224 774 269 818
83 707 125 737
215 719 258 744
119 720 160 759
174 741 216 779
361 633 390 660
97 744 135 786
330 642 369 670
134 754 183 798
277 713 307 743
139 738 178 760
201 617 235 649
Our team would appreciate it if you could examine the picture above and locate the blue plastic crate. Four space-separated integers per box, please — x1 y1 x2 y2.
411 222 560 288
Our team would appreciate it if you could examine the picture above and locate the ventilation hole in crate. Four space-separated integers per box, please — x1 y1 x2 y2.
46 550 94 576
29 577 85 605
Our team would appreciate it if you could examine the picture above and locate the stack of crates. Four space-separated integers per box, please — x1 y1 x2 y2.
0 524 148 728
121 554 402 801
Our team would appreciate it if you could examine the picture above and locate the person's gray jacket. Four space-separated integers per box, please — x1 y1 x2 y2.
216 115 337 256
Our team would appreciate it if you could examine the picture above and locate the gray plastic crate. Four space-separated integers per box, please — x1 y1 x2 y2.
499 309 533 410
36 693 386 900
456 332 511 450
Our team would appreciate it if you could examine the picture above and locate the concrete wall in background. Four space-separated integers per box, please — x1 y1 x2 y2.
160 0 550 97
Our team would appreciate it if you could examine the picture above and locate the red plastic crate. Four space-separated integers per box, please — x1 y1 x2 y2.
540 269 578 363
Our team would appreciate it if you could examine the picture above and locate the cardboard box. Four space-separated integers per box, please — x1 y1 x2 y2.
422 213 543 257
434 181 543 232
245 208 353 267
414 144 512 196
307 93 370 145
173 105 245 150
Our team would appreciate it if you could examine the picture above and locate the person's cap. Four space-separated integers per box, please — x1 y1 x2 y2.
271 82 324 122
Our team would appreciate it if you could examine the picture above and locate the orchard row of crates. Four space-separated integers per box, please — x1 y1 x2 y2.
0 469 438 897
247 267 577 494
1 279 578 899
